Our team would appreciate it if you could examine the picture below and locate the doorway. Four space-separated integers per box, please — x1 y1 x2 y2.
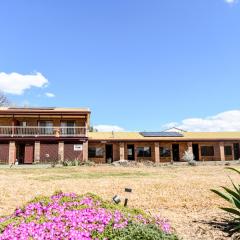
172 144 180 161
192 144 199 161
17 144 25 164
127 145 135 160
106 144 113 163
16 143 34 164
234 143 240 160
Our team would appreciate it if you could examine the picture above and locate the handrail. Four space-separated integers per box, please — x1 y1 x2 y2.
0 126 87 137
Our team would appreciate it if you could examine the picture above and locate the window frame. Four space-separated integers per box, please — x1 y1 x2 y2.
160 147 171 158
88 147 104 158
224 146 232 156
61 121 76 135
201 146 215 157
137 146 151 158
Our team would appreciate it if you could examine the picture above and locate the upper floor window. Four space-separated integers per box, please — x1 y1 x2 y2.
137 147 151 157
38 121 53 134
224 146 232 156
61 121 75 127
160 147 171 157
61 121 75 135
19 121 27 127
201 146 214 157
38 121 53 127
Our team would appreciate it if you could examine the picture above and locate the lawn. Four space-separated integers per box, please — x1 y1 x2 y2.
0 164 238 239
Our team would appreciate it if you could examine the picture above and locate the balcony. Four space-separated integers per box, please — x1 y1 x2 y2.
0 126 87 138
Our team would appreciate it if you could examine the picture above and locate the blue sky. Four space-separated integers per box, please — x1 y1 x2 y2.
0 0 240 131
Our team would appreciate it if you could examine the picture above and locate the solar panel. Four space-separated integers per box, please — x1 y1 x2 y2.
140 132 184 137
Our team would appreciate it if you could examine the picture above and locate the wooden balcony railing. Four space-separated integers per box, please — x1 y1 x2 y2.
0 126 87 137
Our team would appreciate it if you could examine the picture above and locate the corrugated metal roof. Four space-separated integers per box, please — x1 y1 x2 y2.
88 131 240 141
0 107 90 112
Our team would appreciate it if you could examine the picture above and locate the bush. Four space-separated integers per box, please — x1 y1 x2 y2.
61 159 95 167
109 223 178 240
182 148 196 166
0 192 178 239
211 167 240 233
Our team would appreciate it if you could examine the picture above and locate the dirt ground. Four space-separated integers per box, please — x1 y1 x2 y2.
0 164 239 239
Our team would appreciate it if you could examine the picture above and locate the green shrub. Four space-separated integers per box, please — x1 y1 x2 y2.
109 223 178 240
92 223 178 240
211 167 240 233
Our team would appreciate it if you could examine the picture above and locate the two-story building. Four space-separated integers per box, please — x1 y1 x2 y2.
0 107 90 164
0 107 240 165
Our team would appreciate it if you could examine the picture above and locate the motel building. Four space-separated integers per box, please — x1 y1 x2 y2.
0 107 240 165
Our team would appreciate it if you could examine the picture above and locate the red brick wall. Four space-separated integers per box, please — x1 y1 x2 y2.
0 143 9 164
40 143 58 163
64 143 83 161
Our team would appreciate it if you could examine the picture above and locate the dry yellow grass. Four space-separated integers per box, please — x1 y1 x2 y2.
0 164 239 239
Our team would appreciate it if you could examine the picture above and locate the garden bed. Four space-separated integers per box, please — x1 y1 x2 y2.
0 191 178 240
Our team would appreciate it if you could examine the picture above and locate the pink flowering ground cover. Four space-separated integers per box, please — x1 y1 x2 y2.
0 192 178 240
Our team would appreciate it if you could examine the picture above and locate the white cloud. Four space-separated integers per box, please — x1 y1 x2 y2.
0 72 48 95
162 110 240 132
94 125 125 132
45 92 55 98
225 0 238 4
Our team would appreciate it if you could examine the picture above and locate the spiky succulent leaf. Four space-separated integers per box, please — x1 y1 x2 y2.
220 208 240 217
211 189 232 203
221 187 240 202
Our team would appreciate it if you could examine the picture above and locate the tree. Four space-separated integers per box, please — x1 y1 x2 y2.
0 91 9 106
89 126 98 132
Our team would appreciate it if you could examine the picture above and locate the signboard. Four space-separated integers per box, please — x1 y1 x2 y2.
74 144 83 151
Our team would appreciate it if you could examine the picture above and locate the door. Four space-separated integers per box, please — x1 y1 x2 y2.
106 144 113 163
172 144 180 161
24 144 34 164
234 143 240 160
16 144 25 164
192 144 199 161
127 145 135 160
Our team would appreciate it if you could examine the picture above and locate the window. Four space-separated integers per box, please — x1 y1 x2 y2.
224 146 232 156
88 147 104 158
19 121 27 127
38 121 53 134
137 147 151 157
201 146 214 157
160 147 171 157
61 121 75 135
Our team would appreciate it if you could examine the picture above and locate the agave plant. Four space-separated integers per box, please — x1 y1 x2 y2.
211 167 240 233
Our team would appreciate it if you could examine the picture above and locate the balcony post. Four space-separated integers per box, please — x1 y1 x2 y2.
34 141 40 163
82 141 88 162
58 142 64 162
219 142 225 161
187 142 193 153
154 142 160 163
9 141 16 165
11 119 15 136
120 142 125 160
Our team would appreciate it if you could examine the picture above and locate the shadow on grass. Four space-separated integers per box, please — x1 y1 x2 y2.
29 172 153 181
194 217 240 238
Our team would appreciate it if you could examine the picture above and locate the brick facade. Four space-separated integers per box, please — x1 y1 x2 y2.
1 140 239 164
